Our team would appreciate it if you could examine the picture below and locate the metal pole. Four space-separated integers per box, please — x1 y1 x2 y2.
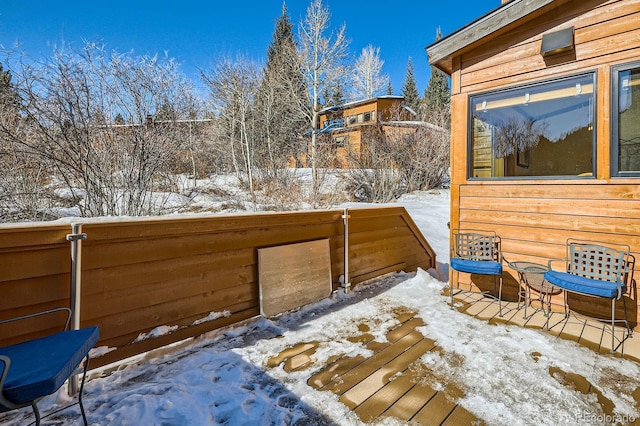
66 223 87 395
342 208 351 293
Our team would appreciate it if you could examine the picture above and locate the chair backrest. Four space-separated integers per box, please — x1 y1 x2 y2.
452 230 501 262
567 239 629 285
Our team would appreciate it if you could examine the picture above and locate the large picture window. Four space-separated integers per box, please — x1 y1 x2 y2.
612 62 640 177
469 73 596 179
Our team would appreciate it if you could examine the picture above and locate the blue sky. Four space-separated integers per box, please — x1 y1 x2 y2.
0 0 496 94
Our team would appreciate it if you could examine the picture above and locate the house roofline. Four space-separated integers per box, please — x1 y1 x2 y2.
319 95 404 114
425 0 557 75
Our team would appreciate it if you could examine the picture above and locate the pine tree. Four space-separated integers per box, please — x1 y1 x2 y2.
386 81 393 96
322 81 345 107
0 62 18 112
423 28 450 126
256 2 308 170
155 97 178 121
402 57 420 112
114 113 125 125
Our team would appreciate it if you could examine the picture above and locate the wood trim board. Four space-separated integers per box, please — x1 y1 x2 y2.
258 239 333 318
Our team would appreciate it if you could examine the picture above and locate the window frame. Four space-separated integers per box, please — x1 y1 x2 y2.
334 135 348 147
611 60 640 178
467 71 598 181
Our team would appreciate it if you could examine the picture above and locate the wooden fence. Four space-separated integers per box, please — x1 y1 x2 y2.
0 207 435 368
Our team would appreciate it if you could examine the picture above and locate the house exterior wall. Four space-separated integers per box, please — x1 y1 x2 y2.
447 0 640 322
316 97 407 169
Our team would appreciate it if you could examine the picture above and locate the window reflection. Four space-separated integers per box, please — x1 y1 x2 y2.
470 74 595 178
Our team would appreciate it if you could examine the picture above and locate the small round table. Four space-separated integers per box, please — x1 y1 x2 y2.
508 261 559 321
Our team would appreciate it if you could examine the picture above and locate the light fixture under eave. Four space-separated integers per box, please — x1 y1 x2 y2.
541 27 575 57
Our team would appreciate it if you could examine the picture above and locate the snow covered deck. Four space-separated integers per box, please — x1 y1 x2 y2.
3 268 640 425
262 282 640 425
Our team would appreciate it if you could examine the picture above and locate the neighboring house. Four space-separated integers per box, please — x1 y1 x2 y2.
315 96 420 168
427 0 640 323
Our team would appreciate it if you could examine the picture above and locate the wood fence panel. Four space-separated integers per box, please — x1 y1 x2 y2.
0 224 71 345
0 207 435 368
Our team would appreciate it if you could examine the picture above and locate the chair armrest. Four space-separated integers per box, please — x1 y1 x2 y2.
0 308 72 332
547 258 566 271
0 355 15 408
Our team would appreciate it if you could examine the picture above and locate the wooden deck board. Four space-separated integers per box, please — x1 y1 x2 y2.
412 392 457 426
339 337 436 409
352 374 419 422
381 380 437 421
278 289 639 425
441 405 482 425
324 331 424 395
386 317 425 342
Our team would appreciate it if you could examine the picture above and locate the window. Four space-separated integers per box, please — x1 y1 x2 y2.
364 112 371 122
334 135 348 147
469 73 596 179
349 116 356 125
357 114 363 123
612 62 640 177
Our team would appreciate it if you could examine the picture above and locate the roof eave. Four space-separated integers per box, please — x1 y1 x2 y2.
426 0 555 75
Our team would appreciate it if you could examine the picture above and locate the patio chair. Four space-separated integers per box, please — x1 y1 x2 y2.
450 229 504 316
0 307 100 425
544 239 635 353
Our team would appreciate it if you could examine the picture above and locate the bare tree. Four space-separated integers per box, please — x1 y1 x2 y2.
297 0 349 202
201 56 260 202
343 106 450 202
0 42 202 218
350 45 389 100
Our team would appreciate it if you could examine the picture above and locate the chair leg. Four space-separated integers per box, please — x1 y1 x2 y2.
78 356 91 426
622 295 632 338
611 299 616 354
31 401 41 426
450 269 456 309
497 275 503 317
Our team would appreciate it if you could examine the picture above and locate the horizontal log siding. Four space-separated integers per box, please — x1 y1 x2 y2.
458 0 640 94
456 183 640 325
0 207 435 368
448 0 640 327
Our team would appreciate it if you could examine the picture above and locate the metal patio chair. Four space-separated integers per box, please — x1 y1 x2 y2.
0 307 100 425
544 239 635 353
450 229 504 316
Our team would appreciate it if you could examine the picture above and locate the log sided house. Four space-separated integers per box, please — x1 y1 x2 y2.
427 0 640 324
315 96 419 168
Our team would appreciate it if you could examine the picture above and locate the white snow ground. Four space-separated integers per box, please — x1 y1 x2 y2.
2 189 640 425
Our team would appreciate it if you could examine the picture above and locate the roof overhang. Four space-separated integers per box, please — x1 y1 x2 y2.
426 0 557 75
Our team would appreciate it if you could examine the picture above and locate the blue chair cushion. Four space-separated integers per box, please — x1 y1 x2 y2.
0 326 99 407
451 258 502 275
544 271 620 299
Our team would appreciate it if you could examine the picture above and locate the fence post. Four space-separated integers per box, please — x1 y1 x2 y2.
342 208 351 293
66 223 87 395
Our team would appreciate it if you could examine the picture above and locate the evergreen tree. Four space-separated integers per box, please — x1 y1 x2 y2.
322 81 345 107
256 2 308 170
402 57 420 112
155 97 178 121
386 81 393 96
114 113 125 125
423 28 450 126
0 62 19 112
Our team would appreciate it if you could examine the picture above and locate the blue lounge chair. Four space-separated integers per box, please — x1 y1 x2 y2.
450 229 504 316
544 239 634 353
0 308 99 425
